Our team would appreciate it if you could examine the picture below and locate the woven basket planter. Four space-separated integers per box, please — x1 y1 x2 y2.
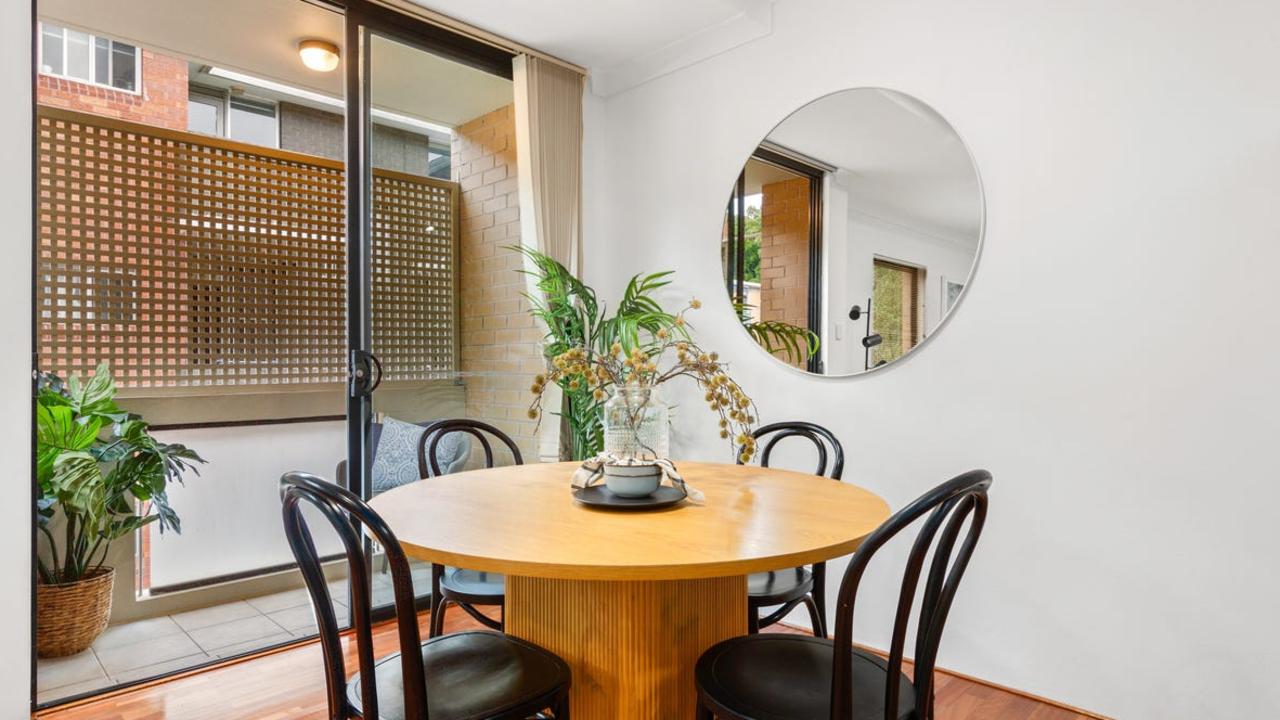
36 567 114 658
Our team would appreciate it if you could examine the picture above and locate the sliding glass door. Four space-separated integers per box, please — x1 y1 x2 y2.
342 2 515 613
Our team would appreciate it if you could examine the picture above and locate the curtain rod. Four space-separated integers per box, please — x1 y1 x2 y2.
372 0 588 77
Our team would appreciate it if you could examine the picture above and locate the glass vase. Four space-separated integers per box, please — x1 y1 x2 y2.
602 385 669 462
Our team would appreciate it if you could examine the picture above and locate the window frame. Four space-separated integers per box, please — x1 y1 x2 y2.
37 21 142 95
227 95 281 149
869 256 924 369
187 85 282 148
186 85 226 137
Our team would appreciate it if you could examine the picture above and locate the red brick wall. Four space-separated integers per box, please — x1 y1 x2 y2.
758 176 812 366
454 104 543 461
38 49 188 130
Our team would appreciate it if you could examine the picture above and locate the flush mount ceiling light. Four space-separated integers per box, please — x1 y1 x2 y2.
298 39 340 72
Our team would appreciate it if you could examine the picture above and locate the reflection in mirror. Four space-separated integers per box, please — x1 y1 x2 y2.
722 88 983 376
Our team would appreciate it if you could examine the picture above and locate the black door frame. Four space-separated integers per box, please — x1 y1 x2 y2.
725 147 827 373
338 0 515 619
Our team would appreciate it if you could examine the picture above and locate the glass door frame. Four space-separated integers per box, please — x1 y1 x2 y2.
339 0 514 619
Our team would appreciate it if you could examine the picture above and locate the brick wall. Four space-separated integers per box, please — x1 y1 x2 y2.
37 49 188 130
758 176 811 366
454 104 544 462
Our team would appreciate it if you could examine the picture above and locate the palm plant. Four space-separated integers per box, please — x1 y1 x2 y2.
35 363 204 584
734 301 820 365
513 246 687 460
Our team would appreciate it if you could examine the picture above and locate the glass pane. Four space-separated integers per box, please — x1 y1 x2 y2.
40 25 63 76
33 0 347 706
871 262 917 367
229 98 278 148
364 32 514 613
427 147 451 179
187 95 221 136
65 30 91 81
94 37 110 85
110 42 136 91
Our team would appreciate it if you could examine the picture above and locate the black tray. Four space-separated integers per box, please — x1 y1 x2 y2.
572 485 687 511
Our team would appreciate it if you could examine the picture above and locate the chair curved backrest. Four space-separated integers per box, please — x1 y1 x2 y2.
829 469 992 720
738 421 845 480
280 472 428 720
423 418 523 477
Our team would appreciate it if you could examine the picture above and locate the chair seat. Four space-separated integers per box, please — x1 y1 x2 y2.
696 634 916 720
441 567 505 601
747 567 813 604
346 630 569 720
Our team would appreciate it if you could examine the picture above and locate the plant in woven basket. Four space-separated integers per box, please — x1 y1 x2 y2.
34 362 204 656
528 300 760 464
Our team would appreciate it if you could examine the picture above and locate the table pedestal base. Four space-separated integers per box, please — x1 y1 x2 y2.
507 575 747 720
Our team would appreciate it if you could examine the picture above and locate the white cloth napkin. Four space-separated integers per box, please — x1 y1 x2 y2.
571 455 704 504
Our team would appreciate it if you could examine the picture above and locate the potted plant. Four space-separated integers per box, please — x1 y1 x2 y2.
515 245 691 461
528 294 758 497
34 363 204 657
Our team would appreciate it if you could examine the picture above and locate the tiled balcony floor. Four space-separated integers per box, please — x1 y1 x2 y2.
37 564 431 706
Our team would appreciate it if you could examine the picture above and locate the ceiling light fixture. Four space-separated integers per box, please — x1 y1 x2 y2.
298 39 340 72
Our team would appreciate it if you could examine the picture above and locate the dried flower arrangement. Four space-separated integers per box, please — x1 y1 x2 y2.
528 298 759 463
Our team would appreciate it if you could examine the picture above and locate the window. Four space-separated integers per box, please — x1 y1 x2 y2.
427 145 451 179
870 259 923 368
39 22 138 92
188 87 280 149
187 87 224 136
228 97 279 148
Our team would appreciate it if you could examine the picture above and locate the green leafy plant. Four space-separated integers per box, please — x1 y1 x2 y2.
512 246 688 460
35 363 204 585
734 301 820 365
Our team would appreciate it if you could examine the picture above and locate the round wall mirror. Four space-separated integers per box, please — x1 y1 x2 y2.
720 88 983 376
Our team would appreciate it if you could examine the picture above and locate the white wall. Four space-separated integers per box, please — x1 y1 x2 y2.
585 0 1280 717
0 3 31 717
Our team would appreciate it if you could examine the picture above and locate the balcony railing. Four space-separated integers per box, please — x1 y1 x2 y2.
36 105 460 394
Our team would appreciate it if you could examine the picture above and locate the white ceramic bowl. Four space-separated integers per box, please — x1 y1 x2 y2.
603 463 662 498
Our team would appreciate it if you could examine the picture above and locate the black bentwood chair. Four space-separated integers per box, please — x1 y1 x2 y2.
695 470 992 720
425 419 523 639
280 472 570 720
736 421 846 638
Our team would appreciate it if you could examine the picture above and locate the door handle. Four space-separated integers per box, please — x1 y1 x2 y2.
350 350 383 397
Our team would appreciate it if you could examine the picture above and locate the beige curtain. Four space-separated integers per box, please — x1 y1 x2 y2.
512 54 586 462
513 54 585 274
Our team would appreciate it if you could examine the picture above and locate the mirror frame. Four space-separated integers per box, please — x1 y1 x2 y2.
717 86 987 379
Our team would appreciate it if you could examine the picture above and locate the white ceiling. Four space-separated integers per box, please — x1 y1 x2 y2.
764 89 984 242
407 0 775 95
39 0 512 129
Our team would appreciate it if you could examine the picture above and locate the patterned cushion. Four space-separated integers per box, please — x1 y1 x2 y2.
370 418 470 495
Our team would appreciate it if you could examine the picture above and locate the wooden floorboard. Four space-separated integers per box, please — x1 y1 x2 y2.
36 609 1097 720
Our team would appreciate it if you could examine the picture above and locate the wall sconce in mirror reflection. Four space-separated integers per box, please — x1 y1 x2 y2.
718 88 983 377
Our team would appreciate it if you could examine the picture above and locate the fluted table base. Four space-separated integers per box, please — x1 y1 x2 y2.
506 575 747 719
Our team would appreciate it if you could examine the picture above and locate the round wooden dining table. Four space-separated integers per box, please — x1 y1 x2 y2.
370 460 890 720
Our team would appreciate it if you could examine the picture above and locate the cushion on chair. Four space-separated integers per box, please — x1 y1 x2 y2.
696 634 916 720
747 567 813 603
346 630 569 720
370 418 471 495
441 567 505 601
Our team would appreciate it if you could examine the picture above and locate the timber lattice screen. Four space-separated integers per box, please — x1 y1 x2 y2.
36 107 458 391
